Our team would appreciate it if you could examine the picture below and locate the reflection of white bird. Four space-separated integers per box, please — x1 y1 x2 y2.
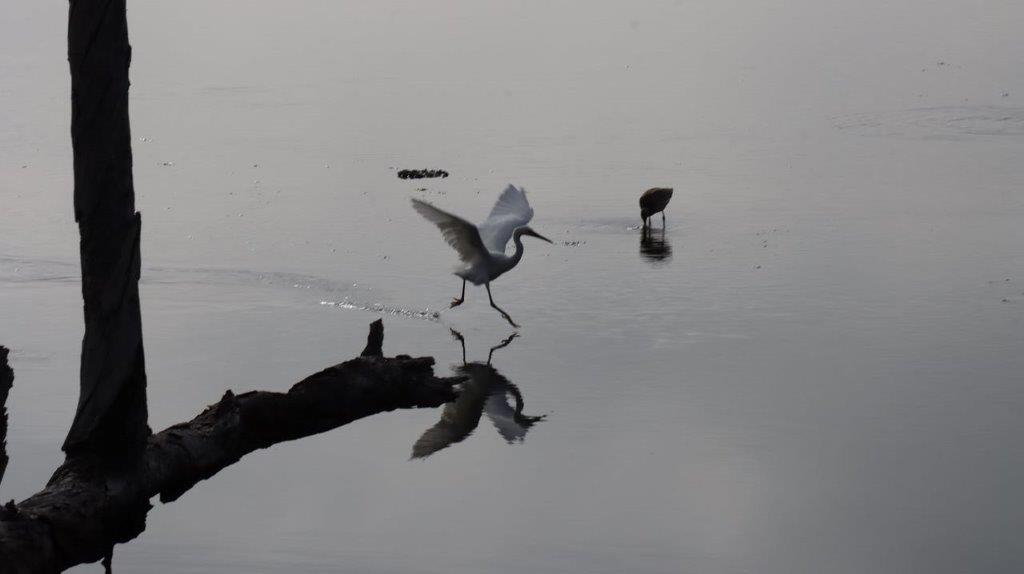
411 331 545 459
412 185 552 328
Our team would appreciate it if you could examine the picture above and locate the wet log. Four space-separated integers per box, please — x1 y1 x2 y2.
0 324 462 573
0 1 464 571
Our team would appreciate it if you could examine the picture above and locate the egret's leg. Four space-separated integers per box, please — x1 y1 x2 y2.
662 212 666 226
450 279 466 308
486 283 519 328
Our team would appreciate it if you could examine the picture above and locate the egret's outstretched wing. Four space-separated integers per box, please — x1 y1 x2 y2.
412 199 487 263
479 185 534 253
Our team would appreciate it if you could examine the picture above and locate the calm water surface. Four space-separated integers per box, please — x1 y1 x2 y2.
2 1 1023 573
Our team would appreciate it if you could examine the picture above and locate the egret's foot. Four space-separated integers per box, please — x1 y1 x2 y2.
498 312 520 329
450 298 464 308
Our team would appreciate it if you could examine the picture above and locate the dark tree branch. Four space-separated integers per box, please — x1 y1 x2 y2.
64 0 150 456
361 318 384 357
0 324 463 573
0 2 466 573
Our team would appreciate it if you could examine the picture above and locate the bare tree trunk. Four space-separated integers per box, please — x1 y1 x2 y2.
63 0 150 456
0 2 465 571
0 347 12 485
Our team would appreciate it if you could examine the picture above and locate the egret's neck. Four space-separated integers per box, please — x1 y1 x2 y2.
509 229 527 266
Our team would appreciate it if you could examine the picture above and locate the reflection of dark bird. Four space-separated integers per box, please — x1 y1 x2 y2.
639 187 673 228
411 331 545 459
412 185 553 328
639 225 672 264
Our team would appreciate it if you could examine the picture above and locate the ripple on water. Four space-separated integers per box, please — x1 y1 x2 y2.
3 255 444 323
834 105 1024 139
320 299 441 321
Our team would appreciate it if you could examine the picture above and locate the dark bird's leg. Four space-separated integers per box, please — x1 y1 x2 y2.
450 279 466 308
486 283 519 328
662 212 666 227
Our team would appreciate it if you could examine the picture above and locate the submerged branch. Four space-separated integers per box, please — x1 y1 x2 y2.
0 323 462 573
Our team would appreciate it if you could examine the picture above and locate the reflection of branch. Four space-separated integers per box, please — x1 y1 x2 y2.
0 323 463 572
0 346 11 487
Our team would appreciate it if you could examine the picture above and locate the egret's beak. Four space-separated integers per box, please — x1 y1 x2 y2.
525 229 553 244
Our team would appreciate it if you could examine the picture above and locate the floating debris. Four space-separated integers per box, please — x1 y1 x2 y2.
160 161 174 167
397 169 449 180
562 240 586 247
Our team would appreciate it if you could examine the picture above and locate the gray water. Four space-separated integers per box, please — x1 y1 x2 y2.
3 1 1023 572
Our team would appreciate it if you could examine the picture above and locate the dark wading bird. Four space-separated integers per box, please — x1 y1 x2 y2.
639 187 673 228
412 185 552 328
411 330 545 459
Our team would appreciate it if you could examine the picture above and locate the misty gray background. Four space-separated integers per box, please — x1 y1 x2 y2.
2 1 1023 572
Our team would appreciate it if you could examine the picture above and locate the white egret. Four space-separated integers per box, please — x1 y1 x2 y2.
412 184 551 328
640 187 673 228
